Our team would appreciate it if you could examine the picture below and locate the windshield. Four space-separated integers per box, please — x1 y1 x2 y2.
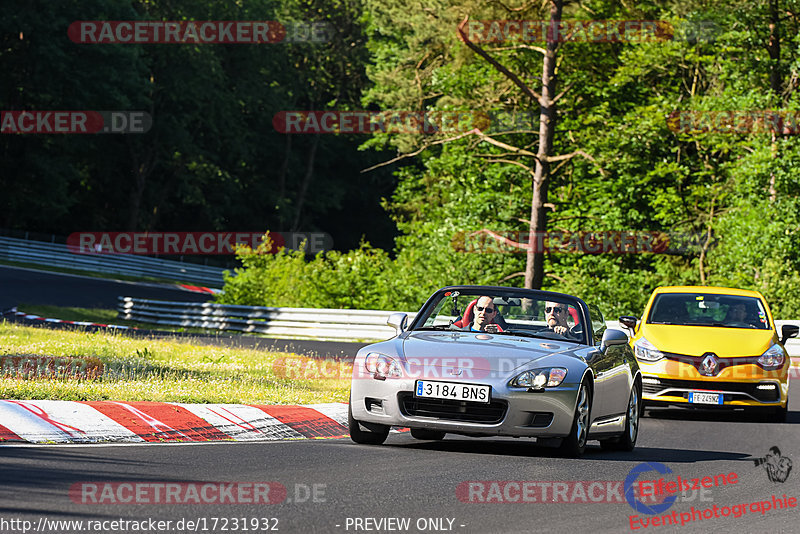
412 289 590 345
646 293 770 329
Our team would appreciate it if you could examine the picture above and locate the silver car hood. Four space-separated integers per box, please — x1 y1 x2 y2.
400 330 584 378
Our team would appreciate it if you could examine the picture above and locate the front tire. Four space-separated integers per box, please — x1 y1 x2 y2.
561 380 592 457
410 428 446 440
348 397 389 445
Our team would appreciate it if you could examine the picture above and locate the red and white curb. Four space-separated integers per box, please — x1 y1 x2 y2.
0 400 352 444
177 284 222 295
7 310 137 331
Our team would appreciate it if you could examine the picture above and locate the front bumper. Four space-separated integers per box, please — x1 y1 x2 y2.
637 358 789 408
350 376 580 438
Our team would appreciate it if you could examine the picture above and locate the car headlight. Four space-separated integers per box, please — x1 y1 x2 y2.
364 352 402 379
633 337 664 362
511 367 567 389
758 344 785 370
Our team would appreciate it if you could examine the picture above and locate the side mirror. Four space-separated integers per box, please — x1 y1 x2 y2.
780 324 799 344
387 312 408 334
619 316 638 332
600 328 629 353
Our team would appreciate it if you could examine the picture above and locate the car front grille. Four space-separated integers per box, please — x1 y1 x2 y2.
643 378 780 403
398 393 507 424
660 352 767 375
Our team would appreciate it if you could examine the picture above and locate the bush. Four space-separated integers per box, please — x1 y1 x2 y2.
216 234 402 310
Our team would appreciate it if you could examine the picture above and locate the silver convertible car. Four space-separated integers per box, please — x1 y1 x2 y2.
348 286 642 456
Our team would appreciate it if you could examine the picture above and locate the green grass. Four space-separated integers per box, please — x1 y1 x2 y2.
0 321 350 404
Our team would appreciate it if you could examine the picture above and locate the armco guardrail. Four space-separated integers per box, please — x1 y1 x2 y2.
118 297 800 354
117 297 418 341
0 236 225 287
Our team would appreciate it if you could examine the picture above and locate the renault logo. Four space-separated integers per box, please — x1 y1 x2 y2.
699 354 718 376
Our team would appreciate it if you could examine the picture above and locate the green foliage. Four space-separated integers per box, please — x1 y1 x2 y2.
708 197 800 316
218 233 403 309
7 0 800 321
217 235 318 308
1 0 396 251
219 1 800 320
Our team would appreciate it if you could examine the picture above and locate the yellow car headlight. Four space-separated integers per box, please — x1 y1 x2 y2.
633 337 664 362
758 344 785 370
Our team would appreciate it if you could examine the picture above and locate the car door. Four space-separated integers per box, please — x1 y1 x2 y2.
601 343 633 417
585 304 611 419
586 303 633 420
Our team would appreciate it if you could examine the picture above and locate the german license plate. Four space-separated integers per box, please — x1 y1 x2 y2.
688 391 722 405
415 380 491 403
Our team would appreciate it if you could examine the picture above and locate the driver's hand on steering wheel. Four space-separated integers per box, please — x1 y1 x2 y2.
552 325 568 335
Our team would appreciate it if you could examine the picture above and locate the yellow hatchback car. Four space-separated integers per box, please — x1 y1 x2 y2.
622 286 798 422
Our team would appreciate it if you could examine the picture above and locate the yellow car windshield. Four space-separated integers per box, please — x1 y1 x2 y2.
647 293 769 330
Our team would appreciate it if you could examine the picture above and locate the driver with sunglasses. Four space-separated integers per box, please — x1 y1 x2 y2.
467 296 502 332
544 301 575 337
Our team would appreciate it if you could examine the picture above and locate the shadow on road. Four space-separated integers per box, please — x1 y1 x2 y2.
643 407 799 425
383 436 752 463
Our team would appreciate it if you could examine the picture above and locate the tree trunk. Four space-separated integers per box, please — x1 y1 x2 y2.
525 0 562 289
768 0 780 202
278 134 291 206
126 140 156 230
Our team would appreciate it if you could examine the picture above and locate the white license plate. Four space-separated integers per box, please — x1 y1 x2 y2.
415 380 491 403
688 391 723 405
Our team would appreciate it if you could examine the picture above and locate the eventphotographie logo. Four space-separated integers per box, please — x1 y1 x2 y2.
624 462 736 515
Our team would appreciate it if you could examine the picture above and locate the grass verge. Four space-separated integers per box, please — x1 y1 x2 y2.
0 321 349 404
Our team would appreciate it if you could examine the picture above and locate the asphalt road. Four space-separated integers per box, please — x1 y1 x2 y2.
2 264 797 532
0 265 212 309
1 391 798 534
